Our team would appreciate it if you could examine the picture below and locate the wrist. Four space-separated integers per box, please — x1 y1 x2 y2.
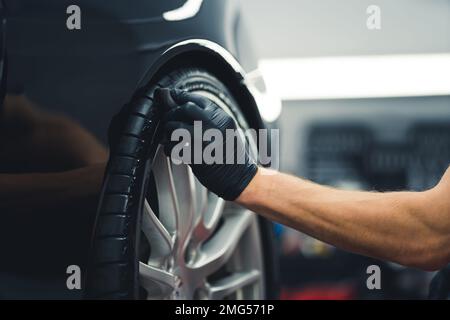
235 166 271 206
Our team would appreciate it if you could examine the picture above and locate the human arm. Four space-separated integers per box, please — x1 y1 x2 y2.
236 166 450 271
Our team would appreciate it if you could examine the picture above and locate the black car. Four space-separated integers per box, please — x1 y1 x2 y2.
2 0 279 299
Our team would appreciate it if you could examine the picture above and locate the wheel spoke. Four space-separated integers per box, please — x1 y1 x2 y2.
208 270 261 299
152 146 179 234
141 200 173 263
204 195 225 232
192 193 225 244
194 178 208 217
170 163 197 246
189 211 254 277
139 262 177 298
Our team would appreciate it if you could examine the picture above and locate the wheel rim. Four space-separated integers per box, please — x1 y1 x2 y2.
138 91 265 300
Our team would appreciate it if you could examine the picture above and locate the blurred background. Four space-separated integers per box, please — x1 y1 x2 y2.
241 0 450 299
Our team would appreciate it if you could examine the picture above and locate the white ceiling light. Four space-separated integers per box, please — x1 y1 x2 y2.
259 54 450 100
163 0 204 22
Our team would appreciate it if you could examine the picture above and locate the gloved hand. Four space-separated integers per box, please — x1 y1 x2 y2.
155 88 258 201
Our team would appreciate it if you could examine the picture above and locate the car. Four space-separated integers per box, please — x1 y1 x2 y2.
4 0 280 299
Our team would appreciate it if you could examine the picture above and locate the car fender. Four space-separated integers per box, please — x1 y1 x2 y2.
136 39 267 132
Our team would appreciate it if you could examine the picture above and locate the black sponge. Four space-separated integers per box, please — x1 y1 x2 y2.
154 88 178 112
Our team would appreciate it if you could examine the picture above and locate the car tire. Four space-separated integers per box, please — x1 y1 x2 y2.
86 67 279 300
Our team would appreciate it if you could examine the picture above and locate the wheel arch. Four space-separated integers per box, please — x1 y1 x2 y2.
137 39 266 132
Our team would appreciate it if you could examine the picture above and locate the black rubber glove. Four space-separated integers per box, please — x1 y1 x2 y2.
156 88 258 201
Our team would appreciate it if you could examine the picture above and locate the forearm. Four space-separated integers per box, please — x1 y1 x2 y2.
237 167 450 270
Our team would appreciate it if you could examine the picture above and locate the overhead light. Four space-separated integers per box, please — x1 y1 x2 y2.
163 0 204 22
259 54 450 100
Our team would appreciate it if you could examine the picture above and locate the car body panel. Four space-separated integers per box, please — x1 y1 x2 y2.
5 0 264 140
